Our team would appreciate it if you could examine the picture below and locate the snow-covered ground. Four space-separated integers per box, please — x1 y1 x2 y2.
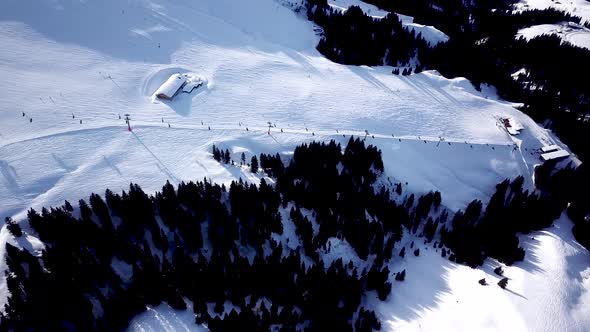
129 302 208 332
517 22 590 49
515 0 590 49
328 0 390 18
0 0 587 330
374 213 590 332
516 0 590 23
396 13 449 45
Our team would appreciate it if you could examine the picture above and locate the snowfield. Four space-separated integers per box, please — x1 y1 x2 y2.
516 0 590 23
374 213 590 332
0 0 588 331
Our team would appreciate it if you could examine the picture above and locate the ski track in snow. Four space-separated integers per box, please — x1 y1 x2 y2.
0 0 588 331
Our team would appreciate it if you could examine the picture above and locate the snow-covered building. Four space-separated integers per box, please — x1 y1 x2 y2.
500 117 523 135
154 74 186 100
541 149 570 161
540 145 559 153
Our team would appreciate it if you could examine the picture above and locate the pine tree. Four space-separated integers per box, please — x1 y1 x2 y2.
250 156 259 173
498 277 509 289
395 269 406 281
494 266 504 276
224 150 231 164
5 217 23 238
212 145 221 161
241 152 246 165
399 247 406 258
64 200 74 212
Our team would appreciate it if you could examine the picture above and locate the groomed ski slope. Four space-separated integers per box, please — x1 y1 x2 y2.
0 0 587 331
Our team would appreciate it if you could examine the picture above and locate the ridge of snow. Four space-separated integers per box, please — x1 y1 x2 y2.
516 22 590 49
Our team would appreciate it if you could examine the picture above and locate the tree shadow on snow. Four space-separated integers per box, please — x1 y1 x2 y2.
550 216 589 310
348 66 397 95
284 49 323 78
412 73 465 107
376 249 455 324
51 153 74 172
505 287 528 300
0 160 20 193
511 235 546 275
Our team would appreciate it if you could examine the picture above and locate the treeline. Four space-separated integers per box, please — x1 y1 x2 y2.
2 138 585 331
535 161 590 250
440 176 564 267
307 0 431 66
361 0 517 38
441 158 590 268
2 138 434 331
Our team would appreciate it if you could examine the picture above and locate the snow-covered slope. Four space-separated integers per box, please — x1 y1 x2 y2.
328 0 390 18
396 13 449 45
129 303 208 332
516 0 590 23
517 22 590 49
373 213 590 332
0 0 587 331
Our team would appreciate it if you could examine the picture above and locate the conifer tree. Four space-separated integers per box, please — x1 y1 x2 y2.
250 156 259 173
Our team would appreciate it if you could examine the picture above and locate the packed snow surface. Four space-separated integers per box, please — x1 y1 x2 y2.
0 0 587 331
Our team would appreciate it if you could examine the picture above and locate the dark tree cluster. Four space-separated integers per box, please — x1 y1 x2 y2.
260 152 285 178
306 0 432 66
2 139 420 332
2 137 582 331
535 161 590 251
440 176 564 267
211 144 231 164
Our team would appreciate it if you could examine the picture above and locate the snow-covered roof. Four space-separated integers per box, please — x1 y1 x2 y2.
154 74 186 99
541 145 559 153
541 149 570 161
